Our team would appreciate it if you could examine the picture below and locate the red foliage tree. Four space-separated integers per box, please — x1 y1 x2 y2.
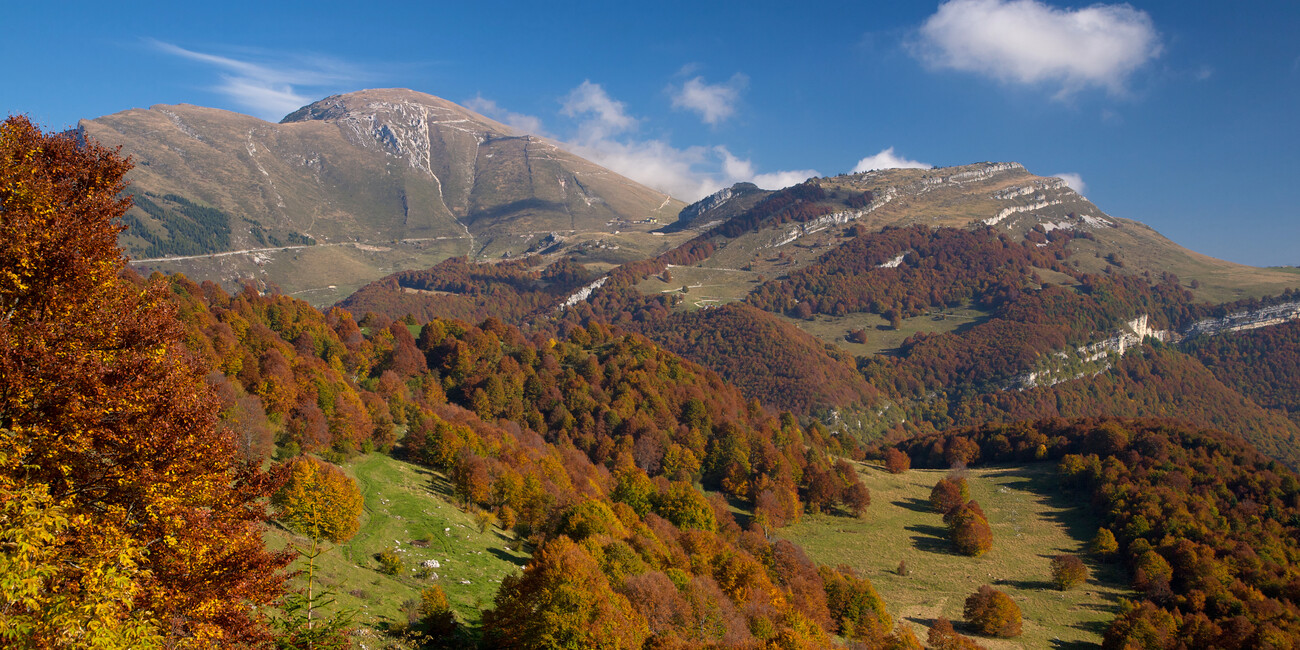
0 115 289 644
929 476 969 513
884 447 911 474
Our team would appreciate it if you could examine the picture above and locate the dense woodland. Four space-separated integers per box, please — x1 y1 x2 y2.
747 225 1077 322
1186 320 1300 428
340 256 595 325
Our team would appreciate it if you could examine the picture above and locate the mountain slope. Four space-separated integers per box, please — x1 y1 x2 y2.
80 89 685 304
669 163 1300 305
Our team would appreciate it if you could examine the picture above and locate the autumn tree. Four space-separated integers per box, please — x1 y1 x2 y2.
273 456 363 544
844 481 871 517
1090 527 1119 560
927 617 985 650
483 536 650 648
929 476 969 513
883 623 925 650
1050 554 1089 590
0 115 289 644
416 585 459 644
884 447 911 474
820 565 892 642
947 500 993 556
963 585 1022 638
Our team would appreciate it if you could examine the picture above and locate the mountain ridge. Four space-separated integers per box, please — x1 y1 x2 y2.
80 88 687 304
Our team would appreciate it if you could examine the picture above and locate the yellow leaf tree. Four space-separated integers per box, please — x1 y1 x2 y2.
273 456 363 544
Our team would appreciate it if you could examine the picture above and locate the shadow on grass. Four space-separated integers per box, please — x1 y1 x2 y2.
998 578 1057 591
904 615 937 630
983 466 1096 551
1051 640 1099 650
906 523 955 555
893 497 934 513
488 547 528 567
1073 618 1111 636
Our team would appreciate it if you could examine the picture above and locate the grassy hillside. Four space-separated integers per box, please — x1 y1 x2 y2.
267 453 530 630
780 462 1131 649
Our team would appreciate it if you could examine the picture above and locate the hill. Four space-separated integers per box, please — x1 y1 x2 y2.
79 88 686 304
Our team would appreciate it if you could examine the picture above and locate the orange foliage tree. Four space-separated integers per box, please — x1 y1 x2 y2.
0 115 289 645
927 616 985 649
483 536 650 648
963 585 1022 638
947 500 994 557
884 447 911 474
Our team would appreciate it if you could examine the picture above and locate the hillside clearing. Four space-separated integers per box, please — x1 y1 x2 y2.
266 453 530 630
780 462 1131 649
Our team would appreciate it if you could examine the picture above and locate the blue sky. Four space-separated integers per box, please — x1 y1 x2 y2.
5 1 1298 265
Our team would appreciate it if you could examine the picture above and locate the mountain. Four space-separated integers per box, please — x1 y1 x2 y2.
668 162 1300 304
79 88 686 304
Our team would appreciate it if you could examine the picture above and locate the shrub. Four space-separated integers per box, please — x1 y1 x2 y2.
419 585 458 639
377 550 404 575
1050 554 1089 590
475 509 495 534
963 585 1021 638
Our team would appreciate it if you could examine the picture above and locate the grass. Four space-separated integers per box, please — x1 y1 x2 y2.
266 453 530 631
635 264 765 310
779 462 1131 649
776 305 990 356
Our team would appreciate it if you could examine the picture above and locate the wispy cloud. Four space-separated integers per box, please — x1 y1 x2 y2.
149 40 368 120
913 0 1161 97
474 81 814 201
670 74 748 125
852 147 930 173
1053 172 1086 194
464 95 551 137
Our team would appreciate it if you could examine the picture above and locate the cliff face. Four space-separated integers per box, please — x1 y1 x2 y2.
1016 305 1300 390
1184 301 1300 338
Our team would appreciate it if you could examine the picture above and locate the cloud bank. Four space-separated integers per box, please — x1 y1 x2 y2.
914 0 1161 96
852 147 931 173
670 74 747 125
150 41 365 121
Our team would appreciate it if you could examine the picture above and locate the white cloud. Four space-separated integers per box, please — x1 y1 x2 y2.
1053 172 1086 194
670 74 748 125
561 80 636 141
150 40 366 120
716 147 817 191
914 0 1161 96
539 81 815 201
464 95 550 137
851 147 930 173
